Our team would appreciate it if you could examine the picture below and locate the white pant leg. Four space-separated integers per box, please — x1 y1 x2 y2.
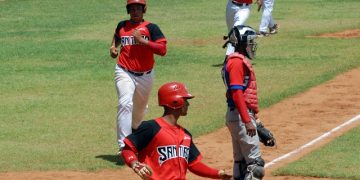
233 5 251 27
226 1 251 55
132 71 154 129
259 0 275 32
268 0 276 28
114 65 135 149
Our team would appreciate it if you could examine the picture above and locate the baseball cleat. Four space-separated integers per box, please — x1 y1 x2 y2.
269 24 278 34
256 31 269 37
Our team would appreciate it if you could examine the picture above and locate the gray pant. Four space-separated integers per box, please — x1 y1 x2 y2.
226 107 262 178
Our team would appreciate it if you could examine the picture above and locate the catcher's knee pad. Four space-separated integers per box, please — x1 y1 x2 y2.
245 157 265 180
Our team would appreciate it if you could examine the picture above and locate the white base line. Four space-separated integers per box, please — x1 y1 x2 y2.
265 114 360 169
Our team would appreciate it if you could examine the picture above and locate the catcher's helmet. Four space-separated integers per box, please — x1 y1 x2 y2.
224 25 258 59
158 82 194 109
126 0 146 13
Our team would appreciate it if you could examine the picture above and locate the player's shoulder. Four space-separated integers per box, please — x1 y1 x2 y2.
145 22 161 30
116 20 128 28
183 128 193 137
138 119 161 129
228 52 246 60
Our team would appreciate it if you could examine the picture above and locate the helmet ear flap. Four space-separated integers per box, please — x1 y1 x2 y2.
171 97 184 109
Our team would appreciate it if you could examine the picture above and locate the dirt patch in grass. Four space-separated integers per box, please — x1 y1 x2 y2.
310 29 360 38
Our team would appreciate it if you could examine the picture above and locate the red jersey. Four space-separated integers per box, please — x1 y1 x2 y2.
232 0 253 4
123 118 202 180
114 20 167 72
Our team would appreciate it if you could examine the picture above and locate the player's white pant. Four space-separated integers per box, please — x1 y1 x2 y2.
225 107 261 179
259 0 276 32
114 65 154 149
226 0 252 55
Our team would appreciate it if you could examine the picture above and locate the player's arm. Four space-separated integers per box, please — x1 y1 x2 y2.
147 23 167 56
188 161 224 179
109 34 119 58
132 29 167 56
121 141 139 166
187 138 232 179
227 58 251 123
121 120 158 162
110 21 125 58
122 144 153 179
228 59 256 137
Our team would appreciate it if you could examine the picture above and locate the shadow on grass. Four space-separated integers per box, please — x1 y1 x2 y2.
95 155 125 166
211 63 224 67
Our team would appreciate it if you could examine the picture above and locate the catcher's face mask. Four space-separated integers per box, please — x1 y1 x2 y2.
223 25 258 59
246 39 257 59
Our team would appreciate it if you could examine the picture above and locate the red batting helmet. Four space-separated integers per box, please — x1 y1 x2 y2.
158 82 194 109
126 0 147 13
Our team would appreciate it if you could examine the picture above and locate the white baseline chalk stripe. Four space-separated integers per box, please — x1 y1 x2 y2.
265 114 360 169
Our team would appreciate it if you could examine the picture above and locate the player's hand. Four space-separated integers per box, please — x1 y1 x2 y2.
131 161 152 179
132 28 148 45
245 121 257 137
110 46 118 58
218 169 232 180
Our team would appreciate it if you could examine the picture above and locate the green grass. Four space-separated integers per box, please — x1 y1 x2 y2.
273 126 360 179
0 0 359 173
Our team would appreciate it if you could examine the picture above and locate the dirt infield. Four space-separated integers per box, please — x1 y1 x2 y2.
1 31 360 179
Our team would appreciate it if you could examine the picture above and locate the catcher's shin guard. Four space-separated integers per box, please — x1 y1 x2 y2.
245 157 265 180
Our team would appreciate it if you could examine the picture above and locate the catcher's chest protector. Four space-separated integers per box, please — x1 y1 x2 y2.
227 53 259 113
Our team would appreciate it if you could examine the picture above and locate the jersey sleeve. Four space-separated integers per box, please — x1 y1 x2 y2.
188 161 220 179
114 21 126 41
184 129 202 165
227 57 246 90
147 23 167 43
125 120 160 151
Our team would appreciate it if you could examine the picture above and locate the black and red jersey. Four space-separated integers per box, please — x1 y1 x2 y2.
114 20 167 72
124 117 202 180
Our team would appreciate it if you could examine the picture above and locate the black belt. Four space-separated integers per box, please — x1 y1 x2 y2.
232 1 249 6
118 65 152 77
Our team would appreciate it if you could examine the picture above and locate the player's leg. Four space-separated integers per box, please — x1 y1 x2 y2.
226 108 247 179
233 5 251 27
131 72 154 129
239 111 265 179
267 0 278 34
115 65 136 150
225 1 237 56
259 0 274 34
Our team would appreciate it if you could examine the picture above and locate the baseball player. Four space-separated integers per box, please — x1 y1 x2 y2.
221 25 265 179
225 0 253 56
256 0 278 37
121 82 232 180
109 0 167 154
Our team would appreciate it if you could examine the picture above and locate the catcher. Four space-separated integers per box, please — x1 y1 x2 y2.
221 25 275 180
121 82 232 180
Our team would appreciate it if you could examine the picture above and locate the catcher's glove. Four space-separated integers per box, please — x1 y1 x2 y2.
256 120 276 147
